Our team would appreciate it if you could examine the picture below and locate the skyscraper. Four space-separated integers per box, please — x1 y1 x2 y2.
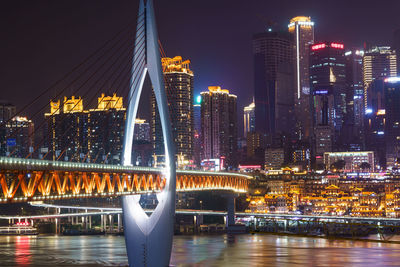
345 49 364 128
45 94 125 164
309 42 346 160
45 96 88 161
152 56 194 165
132 118 152 166
384 77 400 168
363 46 397 111
5 116 34 158
88 94 125 164
288 16 315 140
394 29 400 75
0 101 16 123
364 79 386 168
133 119 150 142
0 101 16 156
253 30 294 142
193 95 202 167
201 86 237 168
243 101 255 137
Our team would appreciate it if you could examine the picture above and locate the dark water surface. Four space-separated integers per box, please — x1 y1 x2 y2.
1 234 400 266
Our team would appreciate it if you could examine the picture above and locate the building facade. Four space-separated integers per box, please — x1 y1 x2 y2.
288 16 315 140
243 101 255 137
0 101 17 156
193 96 202 167
153 56 194 165
265 147 285 170
384 77 400 168
45 94 125 164
253 30 294 143
310 42 346 160
201 86 238 168
88 94 125 164
323 151 374 172
363 46 397 112
395 29 400 76
344 49 364 148
5 116 34 158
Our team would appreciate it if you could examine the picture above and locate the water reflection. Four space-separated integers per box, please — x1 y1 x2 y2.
0 234 399 266
15 236 32 266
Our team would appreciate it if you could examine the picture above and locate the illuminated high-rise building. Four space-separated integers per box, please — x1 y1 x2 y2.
243 101 255 137
310 42 346 160
5 116 34 158
364 79 386 168
0 101 16 156
339 49 365 150
201 86 237 168
193 95 202 166
253 30 294 142
0 101 16 123
288 16 315 140
363 46 397 112
394 29 400 75
345 49 364 128
45 96 88 161
133 119 150 142
45 94 125 164
152 56 194 165
384 77 400 168
132 118 152 166
88 94 125 164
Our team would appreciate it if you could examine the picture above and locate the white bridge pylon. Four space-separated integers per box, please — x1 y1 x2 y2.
121 0 176 266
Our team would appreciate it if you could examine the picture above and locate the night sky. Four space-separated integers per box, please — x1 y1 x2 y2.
1 0 400 135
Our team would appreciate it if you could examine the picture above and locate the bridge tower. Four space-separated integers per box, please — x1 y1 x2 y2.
121 0 176 266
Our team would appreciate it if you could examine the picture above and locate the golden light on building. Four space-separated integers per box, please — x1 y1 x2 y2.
50 100 60 115
62 96 83 113
161 56 193 75
97 93 124 110
135 118 146 124
207 86 230 95
288 16 314 32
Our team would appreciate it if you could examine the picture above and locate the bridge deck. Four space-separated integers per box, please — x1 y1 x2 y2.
0 157 250 203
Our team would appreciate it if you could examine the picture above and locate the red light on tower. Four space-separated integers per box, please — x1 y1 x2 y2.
330 42 344 49
311 43 326 50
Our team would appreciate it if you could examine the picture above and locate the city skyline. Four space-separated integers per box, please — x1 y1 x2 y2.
1 0 400 137
2 1 400 266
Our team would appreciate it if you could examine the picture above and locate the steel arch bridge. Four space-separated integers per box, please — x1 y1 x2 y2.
0 157 250 203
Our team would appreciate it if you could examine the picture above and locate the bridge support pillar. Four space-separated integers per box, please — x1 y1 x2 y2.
117 214 122 232
110 215 114 233
104 214 108 233
194 215 203 232
227 194 236 227
100 212 104 231
89 216 92 229
55 218 58 234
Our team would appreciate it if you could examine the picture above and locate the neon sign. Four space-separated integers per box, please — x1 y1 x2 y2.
330 43 344 49
315 90 328 95
312 43 326 50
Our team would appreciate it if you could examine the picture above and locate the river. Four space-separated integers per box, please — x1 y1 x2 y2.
1 234 400 266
